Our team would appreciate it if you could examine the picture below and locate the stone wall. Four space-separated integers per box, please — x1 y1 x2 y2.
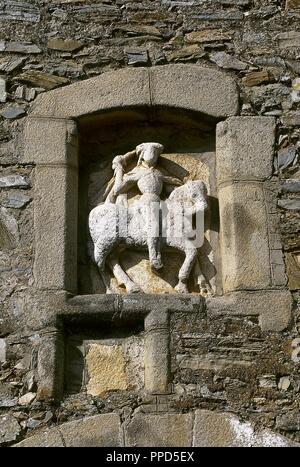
1 0 300 447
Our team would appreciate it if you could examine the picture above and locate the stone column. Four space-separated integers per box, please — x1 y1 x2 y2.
144 310 170 394
24 117 78 293
36 327 64 403
216 117 277 293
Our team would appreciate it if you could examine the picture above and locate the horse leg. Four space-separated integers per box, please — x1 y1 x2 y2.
175 246 198 294
94 239 116 294
107 255 142 293
193 257 211 297
147 237 163 270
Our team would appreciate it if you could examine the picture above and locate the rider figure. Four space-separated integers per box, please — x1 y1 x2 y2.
105 142 182 271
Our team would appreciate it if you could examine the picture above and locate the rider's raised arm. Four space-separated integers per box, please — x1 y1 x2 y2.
113 171 140 196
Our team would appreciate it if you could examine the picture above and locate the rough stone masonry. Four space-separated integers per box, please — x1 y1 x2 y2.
0 0 300 447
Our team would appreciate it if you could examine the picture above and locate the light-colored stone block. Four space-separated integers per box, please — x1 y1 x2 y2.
206 290 292 332
193 410 298 447
34 165 78 291
150 65 239 118
37 329 64 403
125 413 193 447
144 311 170 394
218 182 271 292
29 65 238 119
27 118 78 292
0 77 6 103
24 117 77 165
216 117 275 184
0 339 6 362
14 413 122 447
59 413 122 447
31 67 151 118
86 344 128 396
14 428 64 447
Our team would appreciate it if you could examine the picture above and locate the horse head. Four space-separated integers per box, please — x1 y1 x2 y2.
168 180 208 212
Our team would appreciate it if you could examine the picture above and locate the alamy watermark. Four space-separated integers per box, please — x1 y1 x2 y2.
111 197 205 248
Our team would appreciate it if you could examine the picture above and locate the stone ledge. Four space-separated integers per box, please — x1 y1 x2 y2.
23 290 290 332
24 292 205 331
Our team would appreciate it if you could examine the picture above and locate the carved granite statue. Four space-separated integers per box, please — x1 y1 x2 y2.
89 142 209 294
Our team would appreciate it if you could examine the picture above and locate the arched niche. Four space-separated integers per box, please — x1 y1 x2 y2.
23 64 291 332
78 106 219 295
24 64 239 295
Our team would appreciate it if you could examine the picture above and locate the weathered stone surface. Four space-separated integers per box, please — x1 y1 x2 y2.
47 38 84 52
218 182 271 292
86 344 128 396
144 311 169 394
285 0 300 9
60 413 122 447
259 374 277 389
0 41 41 54
0 1 40 22
285 252 300 290
276 413 300 431
210 51 247 70
277 147 297 171
0 396 18 408
277 31 300 48
15 413 122 447
278 198 300 210
18 392 36 405
0 77 6 102
23 118 78 292
1 192 31 208
72 4 120 17
0 106 25 119
0 338 6 362
291 78 300 103
30 65 238 118
115 25 162 37
166 45 204 62
0 206 19 249
0 175 28 188
216 117 275 184
242 70 272 87
185 29 233 43
281 179 300 193
150 64 239 118
0 57 26 73
281 114 300 126
14 71 69 90
14 427 64 447
278 376 291 391
206 290 292 332
31 67 150 118
193 410 298 447
36 329 64 403
125 49 149 66
1 0 300 446
192 11 244 21
0 415 21 445
126 413 193 447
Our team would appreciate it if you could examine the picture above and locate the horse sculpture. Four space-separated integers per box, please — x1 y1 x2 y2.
89 179 209 294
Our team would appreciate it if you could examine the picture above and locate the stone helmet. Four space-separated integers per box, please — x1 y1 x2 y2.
136 142 164 166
